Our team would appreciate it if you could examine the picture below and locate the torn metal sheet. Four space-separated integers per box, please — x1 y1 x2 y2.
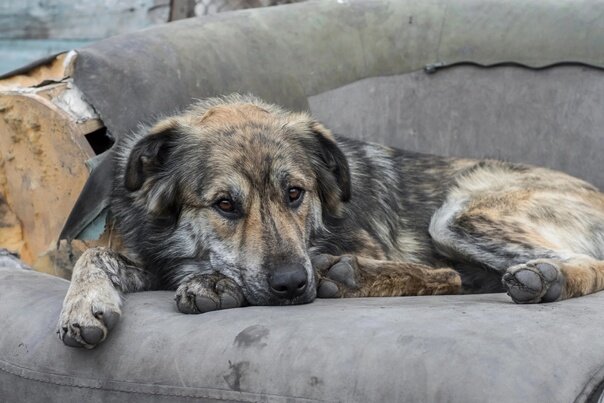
76 208 108 241
0 50 77 88
59 152 112 242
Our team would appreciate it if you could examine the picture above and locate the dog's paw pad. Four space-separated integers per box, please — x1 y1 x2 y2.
311 254 340 273
514 269 542 291
80 326 104 345
503 260 563 304
535 263 559 282
542 281 563 302
194 295 219 313
317 280 340 298
219 293 240 310
327 260 357 288
313 255 360 298
503 270 543 303
175 274 245 314
175 289 204 314
58 295 120 349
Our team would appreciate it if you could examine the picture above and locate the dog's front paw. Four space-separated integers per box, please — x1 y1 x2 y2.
175 273 246 314
312 254 360 298
57 291 121 349
502 260 565 304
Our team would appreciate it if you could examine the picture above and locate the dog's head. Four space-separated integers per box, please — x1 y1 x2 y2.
120 95 350 305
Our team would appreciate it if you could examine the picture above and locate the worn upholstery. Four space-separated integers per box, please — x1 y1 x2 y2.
1 259 604 402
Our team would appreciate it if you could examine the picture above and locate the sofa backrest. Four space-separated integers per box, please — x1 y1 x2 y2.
309 65 604 188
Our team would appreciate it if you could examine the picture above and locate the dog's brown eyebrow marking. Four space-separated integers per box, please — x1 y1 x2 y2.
204 182 245 202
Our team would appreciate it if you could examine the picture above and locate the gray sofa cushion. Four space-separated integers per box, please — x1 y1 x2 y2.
2 260 604 402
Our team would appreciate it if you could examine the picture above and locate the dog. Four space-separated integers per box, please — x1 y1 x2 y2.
58 94 604 348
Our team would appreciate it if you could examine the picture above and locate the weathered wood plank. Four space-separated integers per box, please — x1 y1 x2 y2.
0 49 108 274
0 86 97 264
0 50 75 88
0 164 28 261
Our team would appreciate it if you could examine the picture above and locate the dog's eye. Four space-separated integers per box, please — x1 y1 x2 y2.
214 198 241 219
216 199 235 213
288 187 304 207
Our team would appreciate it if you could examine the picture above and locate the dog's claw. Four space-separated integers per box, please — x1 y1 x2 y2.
313 254 361 298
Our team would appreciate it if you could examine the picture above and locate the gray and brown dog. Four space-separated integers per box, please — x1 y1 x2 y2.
58 94 604 348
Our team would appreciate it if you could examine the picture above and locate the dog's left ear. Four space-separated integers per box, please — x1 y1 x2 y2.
124 125 182 219
300 122 351 214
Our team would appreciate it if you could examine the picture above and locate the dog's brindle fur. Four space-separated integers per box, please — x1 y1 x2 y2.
58 95 604 348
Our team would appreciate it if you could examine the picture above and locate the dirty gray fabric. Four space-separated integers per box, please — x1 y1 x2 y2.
309 66 604 190
1 260 604 402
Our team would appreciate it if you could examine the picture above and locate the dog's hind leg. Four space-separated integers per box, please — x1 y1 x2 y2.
58 247 157 349
312 254 462 298
429 163 604 303
431 201 604 303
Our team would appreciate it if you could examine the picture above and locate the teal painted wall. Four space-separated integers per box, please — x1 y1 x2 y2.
0 0 170 74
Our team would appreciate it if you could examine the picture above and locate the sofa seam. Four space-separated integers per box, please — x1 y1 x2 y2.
0 359 331 402
575 362 604 403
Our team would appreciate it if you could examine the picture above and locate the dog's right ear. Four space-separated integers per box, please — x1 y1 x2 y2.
124 127 180 191
297 121 351 215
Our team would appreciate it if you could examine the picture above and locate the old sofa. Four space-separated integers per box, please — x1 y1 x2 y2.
1 0 603 402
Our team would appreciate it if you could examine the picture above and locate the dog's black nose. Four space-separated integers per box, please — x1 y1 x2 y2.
268 264 308 299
